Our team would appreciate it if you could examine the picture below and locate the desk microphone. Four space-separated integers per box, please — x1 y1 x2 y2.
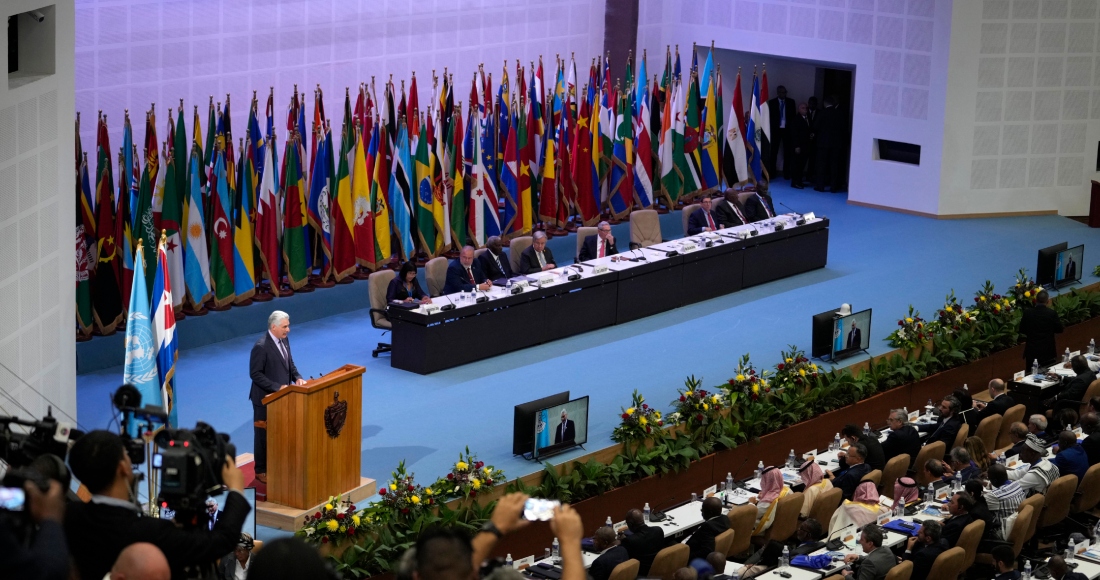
572 261 588 269
825 523 856 550
475 285 490 303
631 249 647 261
779 201 801 215
439 294 456 311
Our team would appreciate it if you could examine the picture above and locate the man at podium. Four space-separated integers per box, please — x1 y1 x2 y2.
249 311 307 484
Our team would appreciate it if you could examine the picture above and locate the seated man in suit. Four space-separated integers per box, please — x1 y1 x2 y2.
825 443 872 500
579 221 619 261
972 378 1014 427
918 396 964 455
1081 413 1100 466
619 508 664 576
714 189 750 228
476 236 513 281
735 518 826 579
1051 429 1089 482
744 186 777 222
687 196 722 235
443 246 493 295
840 525 895 580
1028 414 1055 444
990 545 1020 580
519 231 557 274
837 423 886 471
940 447 980 483
901 519 946 580
554 410 576 444
588 526 630 580
686 497 730 562
1050 555 1090 580
882 409 922 465
941 492 975 546
1045 355 1097 412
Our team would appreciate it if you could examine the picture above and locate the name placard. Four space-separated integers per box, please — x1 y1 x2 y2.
703 484 718 497
803 449 817 460
681 242 698 253
908 410 920 422
1071 350 1081 357
877 512 890 525
511 279 529 290
534 274 555 286
422 304 441 314
1013 370 1025 381
514 556 534 570
803 212 816 222
593 264 610 275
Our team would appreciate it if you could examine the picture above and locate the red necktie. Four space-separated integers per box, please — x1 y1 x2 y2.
706 212 715 230
467 267 474 283
598 240 605 258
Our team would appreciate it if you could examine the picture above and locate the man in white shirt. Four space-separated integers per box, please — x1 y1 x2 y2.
1008 435 1060 495
218 533 254 580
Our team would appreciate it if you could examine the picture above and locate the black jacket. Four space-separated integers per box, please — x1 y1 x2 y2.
714 199 749 228
833 463 872 500
579 234 619 261
687 208 720 235
790 114 812 150
386 276 427 302
443 259 489 294
904 539 947 580
553 419 576 444
941 513 974 546
973 394 1015 427
519 246 556 274
1082 432 1100 466
767 97 797 137
838 434 886 472
621 525 665 575
686 514 730 562
744 193 776 221
1019 305 1064 366
249 333 301 408
589 545 631 580
919 415 964 455
1057 370 1097 404
64 492 251 580
477 249 514 281
882 425 922 465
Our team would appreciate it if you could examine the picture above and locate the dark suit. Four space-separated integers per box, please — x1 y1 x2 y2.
838 434 886 472
789 114 812 186
744 193 776 222
941 513 973 546
766 96 796 178
219 554 250 580
687 208 720 235
686 514 730 562
1054 370 1097 405
64 491 251 580
851 546 895 580
554 419 576 444
443 259 488 294
249 332 302 473
386 276 427 302
846 327 863 350
833 462 872 500
1081 432 1100 466
1019 305 1064 366
621 525 665 575
477 249 513 281
519 245 556 275
579 234 619 261
714 199 748 228
589 545 630 580
882 425 922 465
203 509 224 531
972 393 1015 427
904 540 947 580
1065 258 1078 281
919 414 963 455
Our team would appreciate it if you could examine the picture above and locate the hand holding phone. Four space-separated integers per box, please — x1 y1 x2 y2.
524 498 561 521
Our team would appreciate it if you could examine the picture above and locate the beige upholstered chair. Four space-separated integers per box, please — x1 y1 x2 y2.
473 247 487 260
648 544 689 580
629 209 662 247
880 454 911 498
575 226 597 261
726 504 757 558
508 236 533 274
976 505 1032 566
884 561 913 580
957 519 985 570
860 469 882 487
681 203 700 236
425 256 448 297
1018 493 1044 543
996 404 1026 449
1079 379 1100 416
951 423 969 451
761 491 804 543
974 414 1002 453
1072 463 1100 514
926 547 965 580
367 269 396 357
806 487 842 532
608 559 640 580
913 441 945 486
712 529 735 559
1035 474 1077 530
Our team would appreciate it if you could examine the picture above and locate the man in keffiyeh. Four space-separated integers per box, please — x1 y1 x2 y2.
798 460 833 518
750 467 790 537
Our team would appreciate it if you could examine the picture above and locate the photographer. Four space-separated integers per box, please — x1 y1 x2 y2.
0 479 68 580
64 430 250 580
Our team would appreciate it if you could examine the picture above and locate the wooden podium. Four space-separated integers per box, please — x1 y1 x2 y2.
257 364 376 529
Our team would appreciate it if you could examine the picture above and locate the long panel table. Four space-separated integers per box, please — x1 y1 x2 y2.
387 216 830 374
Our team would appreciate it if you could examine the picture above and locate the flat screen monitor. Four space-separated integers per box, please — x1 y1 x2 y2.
534 396 589 459
811 308 842 358
1037 242 1069 286
513 391 570 455
209 487 257 537
833 308 872 358
1055 245 1083 286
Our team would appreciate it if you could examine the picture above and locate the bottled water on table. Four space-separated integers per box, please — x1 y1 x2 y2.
863 422 871 436
726 472 734 491
954 471 962 491
780 545 790 569
643 503 651 523
1089 338 1095 355
1065 348 1071 363
925 484 935 503
754 461 764 479
505 554 513 568
605 516 613 527
787 449 796 468
1023 561 1031 580
1067 537 1076 562
551 537 560 561
1032 359 1040 375
833 433 842 450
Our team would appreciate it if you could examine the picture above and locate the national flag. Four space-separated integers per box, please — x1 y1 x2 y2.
496 65 511 179
556 96 574 225
449 108 468 247
307 100 334 280
680 72 703 198
152 234 179 428
659 79 683 206
116 114 137 310
722 70 750 187
747 72 768 183
370 123 392 264
607 94 633 219
430 105 449 252
76 130 95 338
93 115 123 333
633 62 655 209
572 92 600 226
699 71 721 193
470 76 502 246
134 141 159 294
408 73 421 141
282 134 309 290
122 239 160 436
537 106 559 226
208 150 236 306
352 121 375 268
414 116 438 254
517 83 535 235
232 136 257 302
330 96 356 280
389 121 416 260
699 43 714 98
500 105 521 236
254 133 280 297
160 111 188 311
183 147 212 308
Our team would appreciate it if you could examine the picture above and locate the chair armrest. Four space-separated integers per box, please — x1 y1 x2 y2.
369 307 391 328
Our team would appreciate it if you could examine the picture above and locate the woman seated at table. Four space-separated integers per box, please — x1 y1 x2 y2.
964 436 994 476
891 477 919 511
749 467 791 536
387 261 432 304
828 481 886 536
798 459 833 518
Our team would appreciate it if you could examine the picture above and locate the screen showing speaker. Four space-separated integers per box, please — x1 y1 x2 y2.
1055 245 1083 285
534 396 589 458
833 308 872 357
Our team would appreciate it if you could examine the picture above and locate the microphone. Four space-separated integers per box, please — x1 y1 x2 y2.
572 262 588 269
439 294 456 311
779 201 801 215
631 249 647 261
779 202 807 225
475 284 490 303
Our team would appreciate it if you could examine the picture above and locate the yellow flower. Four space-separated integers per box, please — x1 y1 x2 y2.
411 495 421 504
810 364 818 371
326 520 339 532
685 391 693 397
352 515 361 526
389 484 397 491
905 317 914 324
1024 290 1031 298
994 305 1000 312
785 358 793 364
654 411 661 419
339 525 346 533
456 461 468 470
483 466 492 474
702 403 709 411
324 503 334 511
425 487 434 495
799 368 807 377
712 395 719 403
736 374 745 381
752 384 760 394
471 478 481 489
639 417 648 426
945 306 953 313
626 407 636 415
979 296 986 302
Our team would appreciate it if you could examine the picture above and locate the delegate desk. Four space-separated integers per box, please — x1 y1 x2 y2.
1009 351 1100 417
387 216 829 374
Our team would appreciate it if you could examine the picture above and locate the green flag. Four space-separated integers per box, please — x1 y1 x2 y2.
414 121 436 255
134 161 158 294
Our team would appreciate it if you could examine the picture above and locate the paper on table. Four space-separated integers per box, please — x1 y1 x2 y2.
703 484 718 497
515 556 535 570
803 449 818 460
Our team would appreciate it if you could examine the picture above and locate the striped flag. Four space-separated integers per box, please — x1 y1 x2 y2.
723 70 750 187
633 65 655 209
183 148 212 307
152 234 179 427
389 121 416 260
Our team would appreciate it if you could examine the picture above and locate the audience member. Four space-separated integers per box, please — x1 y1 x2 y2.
923 459 945 480
941 491 976 546
1028 414 1050 441
519 231 557 274
686 497 731 562
1049 555 1089 580
972 379 1015 426
64 430 249 580
218 533 254 580
1046 355 1096 413
735 519 824 579
1051 430 1089 482
1081 413 1100 465
673 567 699 580
984 464 1025 540
1019 290 1064 367
838 424 886 471
750 467 790 536
107 542 170 580
744 185 776 222
882 409 921 465
901 520 945 580
620 508 664 576
706 552 728 580
826 443 872 500
715 189 749 228
991 545 1019 580
892 477 919 509
829 482 885 536
0 478 68 580
588 527 629 580
1050 408 1079 438
247 537 332 580
964 436 994 475
789 103 812 188
918 396 964 453
798 459 833 518
388 261 432 303
1011 435 1060 495
840 525 894 580
477 236 514 280
941 447 979 483
687 196 722 235
579 221 619 261
444 246 493 294
963 479 996 541
951 388 973 415
998 422 1030 459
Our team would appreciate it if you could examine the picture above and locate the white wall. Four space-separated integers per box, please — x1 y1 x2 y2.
637 0 953 216
0 0 78 426
939 0 1100 216
74 0 607 154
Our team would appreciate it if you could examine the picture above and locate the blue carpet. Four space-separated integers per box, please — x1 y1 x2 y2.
75 185 1100 540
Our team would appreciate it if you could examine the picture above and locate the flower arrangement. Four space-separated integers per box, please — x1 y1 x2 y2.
724 353 771 401
611 390 664 444
886 305 933 349
377 461 431 516
297 495 369 545
430 447 504 500
670 375 724 429
971 280 1013 320
936 290 976 334
771 345 820 388
1009 269 1043 308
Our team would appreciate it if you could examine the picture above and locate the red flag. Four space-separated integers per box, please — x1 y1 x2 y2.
571 95 599 225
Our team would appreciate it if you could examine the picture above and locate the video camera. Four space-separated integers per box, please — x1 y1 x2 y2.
0 407 82 471
153 422 236 514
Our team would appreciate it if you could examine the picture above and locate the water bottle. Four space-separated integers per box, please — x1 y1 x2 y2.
863 422 871 436
1092 519 1100 540
643 502 651 523
1023 561 1032 580
1065 348 1072 363
997 454 1006 466
963 383 968 392
925 484 935 503
551 537 560 561
1032 359 1040 375
787 449 796 468
893 503 903 518
605 516 613 528
954 471 963 492
731 571 740 580
726 472 734 492
506 554 514 569
1090 338 1095 355
833 433 842 451
754 461 764 479
1067 537 1076 562
926 399 934 412
781 545 790 569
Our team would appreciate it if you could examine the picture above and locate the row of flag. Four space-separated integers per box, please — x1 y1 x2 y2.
75 44 779 337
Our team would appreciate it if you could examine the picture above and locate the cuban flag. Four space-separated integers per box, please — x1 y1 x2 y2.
152 237 179 428
122 244 158 436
